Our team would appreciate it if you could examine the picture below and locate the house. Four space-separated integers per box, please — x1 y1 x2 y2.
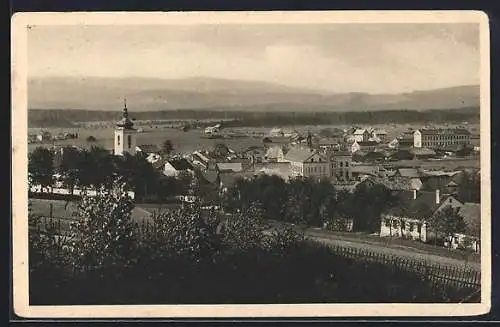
242 147 265 164
359 176 423 192
373 129 388 142
329 150 353 182
389 132 415 150
145 153 163 165
163 158 194 177
264 146 284 162
36 131 52 142
351 140 378 153
352 129 371 143
318 137 343 151
136 144 160 155
413 128 471 149
269 127 284 137
192 151 211 169
394 168 421 179
216 162 243 173
282 146 329 178
420 170 463 193
380 189 463 242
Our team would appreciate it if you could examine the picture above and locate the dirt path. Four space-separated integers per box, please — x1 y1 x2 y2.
305 232 481 271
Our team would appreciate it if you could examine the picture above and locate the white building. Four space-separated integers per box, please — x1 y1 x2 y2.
282 146 329 178
114 100 137 156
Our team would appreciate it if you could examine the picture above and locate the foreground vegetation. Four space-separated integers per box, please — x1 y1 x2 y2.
29 180 479 304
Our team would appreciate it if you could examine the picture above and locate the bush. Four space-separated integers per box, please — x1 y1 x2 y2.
28 180 480 305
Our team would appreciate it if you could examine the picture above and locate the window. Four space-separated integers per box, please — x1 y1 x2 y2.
117 135 120 146
345 161 349 167
340 162 343 168
449 198 452 203
128 135 132 148
385 219 391 227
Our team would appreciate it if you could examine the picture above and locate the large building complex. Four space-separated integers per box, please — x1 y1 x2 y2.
413 128 471 149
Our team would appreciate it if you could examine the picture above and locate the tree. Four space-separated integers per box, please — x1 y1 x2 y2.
213 143 230 159
139 202 221 262
116 153 161 200
161 140 174 156
428 205 467 248
59 148 81 194
86 135 97 143
219 202 266 251
69 178 136 272
28 147 54 188
457 170 481 203
343 183 395 233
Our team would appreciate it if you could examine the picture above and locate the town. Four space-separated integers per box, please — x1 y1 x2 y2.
28 102 481 254
23 19 484 307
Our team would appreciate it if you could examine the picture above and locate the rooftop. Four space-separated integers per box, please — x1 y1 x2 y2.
136 144 160 154
419 128 471 135
386 191 457 219
166 158 194 171
284 147 321 162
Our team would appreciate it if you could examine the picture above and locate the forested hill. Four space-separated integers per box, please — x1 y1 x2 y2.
28 106 480 128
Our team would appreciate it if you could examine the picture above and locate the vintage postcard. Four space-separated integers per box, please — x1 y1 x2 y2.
11 11 491 318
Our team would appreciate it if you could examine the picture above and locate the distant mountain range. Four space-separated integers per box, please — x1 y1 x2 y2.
28 76 480 112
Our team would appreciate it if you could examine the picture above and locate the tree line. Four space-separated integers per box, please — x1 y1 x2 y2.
221 174 476 249
29 179 477 304
221 174 399 233
28 107 479 128
28 145 192 202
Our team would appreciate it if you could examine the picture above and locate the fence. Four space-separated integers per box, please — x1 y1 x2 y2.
329 245 481 290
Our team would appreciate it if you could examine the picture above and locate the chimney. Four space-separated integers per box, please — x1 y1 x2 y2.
435 189 440 204
413 189 417 200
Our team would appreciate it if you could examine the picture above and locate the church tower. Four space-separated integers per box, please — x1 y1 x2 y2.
114 99 137 156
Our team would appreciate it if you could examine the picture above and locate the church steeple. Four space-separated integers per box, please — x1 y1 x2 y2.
114 98 137 156
116 98 134 130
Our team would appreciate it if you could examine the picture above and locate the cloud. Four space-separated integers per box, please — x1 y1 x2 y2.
27 23 480 93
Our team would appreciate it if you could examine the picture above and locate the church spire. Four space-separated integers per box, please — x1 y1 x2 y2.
116 98 134 129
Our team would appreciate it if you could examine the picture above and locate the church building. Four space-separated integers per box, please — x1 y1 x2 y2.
114 99 137 156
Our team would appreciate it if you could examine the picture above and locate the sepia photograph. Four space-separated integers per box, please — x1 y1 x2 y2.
11 11 491 318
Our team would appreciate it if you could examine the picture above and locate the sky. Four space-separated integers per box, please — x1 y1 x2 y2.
27 23 480 94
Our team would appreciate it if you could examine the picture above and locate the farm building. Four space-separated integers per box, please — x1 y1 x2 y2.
380 189 463 242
